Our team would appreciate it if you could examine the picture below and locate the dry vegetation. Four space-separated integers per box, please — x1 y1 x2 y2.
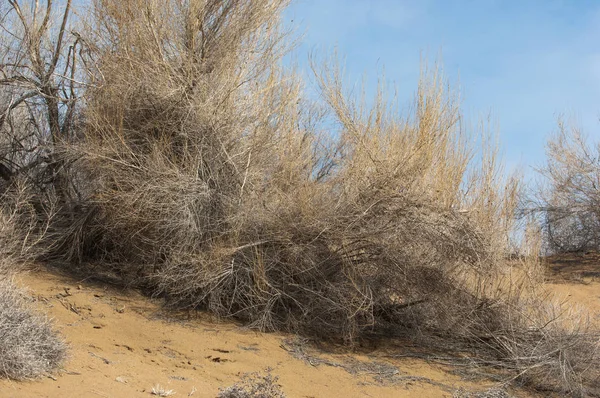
0 184 65 379
0 0 68 378
0 276 66 380
218 370 286 398
453 388 514 398
532 119 600 255
0 0 598 396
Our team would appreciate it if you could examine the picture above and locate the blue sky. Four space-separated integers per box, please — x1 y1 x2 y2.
285 0 600 176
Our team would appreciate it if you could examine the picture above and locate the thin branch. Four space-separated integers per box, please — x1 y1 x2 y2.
46 0 72 79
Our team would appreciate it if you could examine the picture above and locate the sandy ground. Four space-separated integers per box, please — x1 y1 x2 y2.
3 257 596 398
545 253 600 326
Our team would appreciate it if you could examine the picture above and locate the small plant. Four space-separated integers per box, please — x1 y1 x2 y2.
151 384 176 397
218 370 286 398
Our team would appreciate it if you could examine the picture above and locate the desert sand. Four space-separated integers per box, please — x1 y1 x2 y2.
2 257 596 398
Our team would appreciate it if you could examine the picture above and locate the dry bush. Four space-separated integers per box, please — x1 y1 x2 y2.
451 291 600 396
0 276 66 380
502 300 600 396
0 180 64 380
0 182 64 380
57 0 519 340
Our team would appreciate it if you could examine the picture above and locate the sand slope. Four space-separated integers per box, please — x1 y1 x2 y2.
1 267 571 398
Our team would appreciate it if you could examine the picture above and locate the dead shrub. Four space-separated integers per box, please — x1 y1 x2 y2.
457 296 600 396
0 180 65 380
0 276 66 380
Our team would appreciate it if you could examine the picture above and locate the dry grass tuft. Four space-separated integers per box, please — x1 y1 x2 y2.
218 370 286 398
151 384 176 397
0 276 66 380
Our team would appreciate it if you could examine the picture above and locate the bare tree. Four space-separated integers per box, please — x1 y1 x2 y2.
533 119 600 254
0 0 84 203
